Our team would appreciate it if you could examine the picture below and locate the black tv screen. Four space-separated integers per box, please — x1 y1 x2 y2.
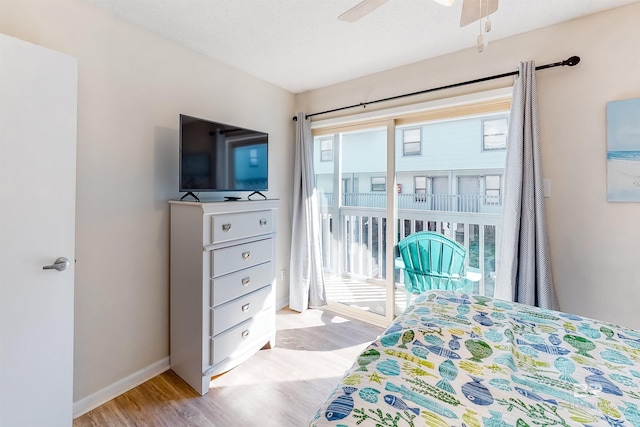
179 114 268 193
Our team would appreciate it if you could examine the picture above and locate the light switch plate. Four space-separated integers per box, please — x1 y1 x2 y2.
543 179 551 198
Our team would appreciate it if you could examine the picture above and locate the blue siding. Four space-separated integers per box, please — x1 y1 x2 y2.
397 118 505 171
342 129 387 173
314 115 506 174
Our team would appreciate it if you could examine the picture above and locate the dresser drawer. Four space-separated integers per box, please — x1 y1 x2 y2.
209 209 273 244
211 285 272 336
210 238 273 278
211 261 274 307
210 308 275 366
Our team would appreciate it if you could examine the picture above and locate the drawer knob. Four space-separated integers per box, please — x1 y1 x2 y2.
242 303 251 312
242 251 251 260
259 219 267 226
222 223 232 232
242 330 250 339
242 277 251 286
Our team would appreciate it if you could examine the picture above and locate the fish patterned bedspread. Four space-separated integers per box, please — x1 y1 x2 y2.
309 290 640 427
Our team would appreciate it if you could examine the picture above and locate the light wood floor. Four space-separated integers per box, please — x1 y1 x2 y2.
73 308 384 427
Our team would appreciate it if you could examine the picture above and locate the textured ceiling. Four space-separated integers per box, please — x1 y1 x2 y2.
85 0 638 93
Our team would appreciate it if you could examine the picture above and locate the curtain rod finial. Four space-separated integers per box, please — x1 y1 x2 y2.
564 56 580 66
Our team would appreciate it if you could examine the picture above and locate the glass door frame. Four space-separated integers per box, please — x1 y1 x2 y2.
383 120 397 325
313 119 398 327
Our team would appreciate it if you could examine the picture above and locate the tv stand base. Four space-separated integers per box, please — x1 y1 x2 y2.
180 192 200 202
248 191 267 200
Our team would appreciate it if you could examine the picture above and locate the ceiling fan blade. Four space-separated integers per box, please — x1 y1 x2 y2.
460 0 498 27
338 0 389 22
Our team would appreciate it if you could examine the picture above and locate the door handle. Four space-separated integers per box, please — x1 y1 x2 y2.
43 257 70 272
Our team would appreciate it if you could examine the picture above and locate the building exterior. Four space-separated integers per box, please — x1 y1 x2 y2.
312 112 508 302
314 112 508 213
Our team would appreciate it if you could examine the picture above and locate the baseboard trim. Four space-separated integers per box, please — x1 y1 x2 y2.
73 357 170 419
276 297 289 311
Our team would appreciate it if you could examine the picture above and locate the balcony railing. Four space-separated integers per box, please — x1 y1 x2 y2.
317 192 501 297
318 192 501 213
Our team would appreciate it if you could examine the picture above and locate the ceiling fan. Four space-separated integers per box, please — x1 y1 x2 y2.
338 0 498 28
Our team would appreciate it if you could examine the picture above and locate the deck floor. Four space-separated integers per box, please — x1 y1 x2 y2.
324 275 409 318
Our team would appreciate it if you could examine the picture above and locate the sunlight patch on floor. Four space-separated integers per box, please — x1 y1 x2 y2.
325 276 408 315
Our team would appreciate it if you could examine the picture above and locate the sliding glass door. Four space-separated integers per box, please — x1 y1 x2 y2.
392 116 504 316
313 92 510 326
314 121 397 324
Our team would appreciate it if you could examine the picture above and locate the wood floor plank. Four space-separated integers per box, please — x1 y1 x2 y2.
73 308 383 427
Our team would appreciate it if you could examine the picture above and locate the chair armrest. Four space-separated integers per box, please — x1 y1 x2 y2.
464 267 482 283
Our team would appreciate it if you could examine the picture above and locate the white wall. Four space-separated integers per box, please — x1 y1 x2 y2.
0 0 295 410
297 3 640 330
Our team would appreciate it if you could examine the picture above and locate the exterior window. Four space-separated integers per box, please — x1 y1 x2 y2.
483 117 508 150
320 138 333 161
371 177 386 191
402 128 421 156
414 176 427 201
485 175 501 205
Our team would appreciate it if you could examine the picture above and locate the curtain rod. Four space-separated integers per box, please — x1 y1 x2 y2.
293 55 580 121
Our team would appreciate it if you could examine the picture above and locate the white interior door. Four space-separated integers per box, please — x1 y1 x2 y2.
0 34 77 427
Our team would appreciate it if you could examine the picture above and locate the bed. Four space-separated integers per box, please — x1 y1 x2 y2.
309 290 640 427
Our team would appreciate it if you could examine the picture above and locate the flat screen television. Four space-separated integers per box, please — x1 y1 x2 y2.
179 114 268 200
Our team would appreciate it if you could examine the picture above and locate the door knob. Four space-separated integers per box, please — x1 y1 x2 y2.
43 257 70 272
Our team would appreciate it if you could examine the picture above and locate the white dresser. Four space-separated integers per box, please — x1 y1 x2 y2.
169 199 278 395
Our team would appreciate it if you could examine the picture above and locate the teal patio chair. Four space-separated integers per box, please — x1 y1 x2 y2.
395 231 477 307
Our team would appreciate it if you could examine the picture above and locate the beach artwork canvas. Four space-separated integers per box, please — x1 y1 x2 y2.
607 98 640 202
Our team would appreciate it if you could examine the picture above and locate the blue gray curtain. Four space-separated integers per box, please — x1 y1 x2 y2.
289 112 326 311
495 61 559 310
